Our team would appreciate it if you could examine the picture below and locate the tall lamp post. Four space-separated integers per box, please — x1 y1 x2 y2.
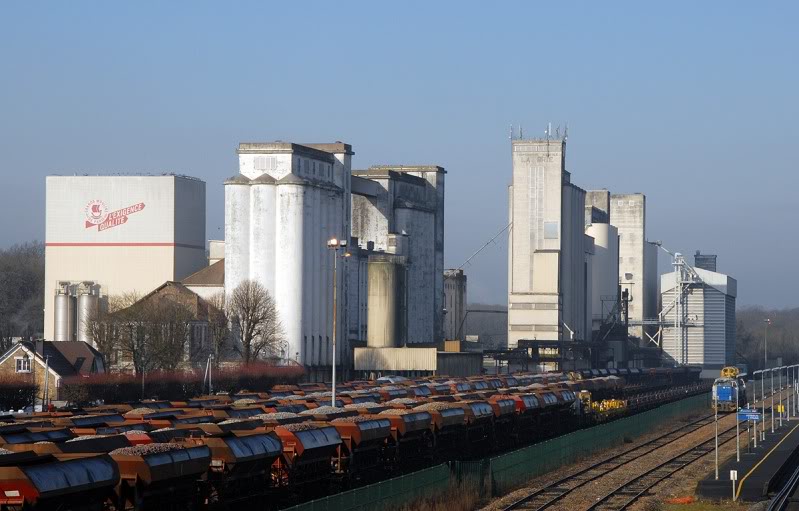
764 318 771 369
327 238 350 408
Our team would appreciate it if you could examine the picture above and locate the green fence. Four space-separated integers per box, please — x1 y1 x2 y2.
283 464 451 511
284 392 710 510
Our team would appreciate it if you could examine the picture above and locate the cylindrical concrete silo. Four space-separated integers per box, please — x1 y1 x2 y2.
310 185 322 366
250 173 277 295
223 174 252 294
76 282 99 345
367 256 399 348
276 174 306 364
586 223 619 325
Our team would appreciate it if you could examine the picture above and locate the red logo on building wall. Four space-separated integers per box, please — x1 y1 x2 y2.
84 200 145 231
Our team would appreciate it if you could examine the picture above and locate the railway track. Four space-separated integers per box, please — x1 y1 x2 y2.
586 422 742 510
587 392 793 511
503 391 792 511
502 413 717 510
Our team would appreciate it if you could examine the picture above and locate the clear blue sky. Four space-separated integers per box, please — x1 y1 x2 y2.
1 2 796 308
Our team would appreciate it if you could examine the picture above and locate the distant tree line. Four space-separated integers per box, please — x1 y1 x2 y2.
736 306 799 371
0 241 44 353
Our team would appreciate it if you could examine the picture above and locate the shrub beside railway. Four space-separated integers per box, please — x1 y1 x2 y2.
60 363 305 404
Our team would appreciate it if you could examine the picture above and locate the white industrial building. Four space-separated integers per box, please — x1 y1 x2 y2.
223 142 446 375
351 166 446 346
224 142 353 372
584 193 620 331
660 261 737 371
44 175 206 343
507 138 592 348
610 194 658 340
443 269 467 341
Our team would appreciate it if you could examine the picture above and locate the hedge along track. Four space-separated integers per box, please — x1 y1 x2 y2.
502 413 717 511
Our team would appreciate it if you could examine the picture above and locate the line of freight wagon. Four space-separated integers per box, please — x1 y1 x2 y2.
0 366 707 511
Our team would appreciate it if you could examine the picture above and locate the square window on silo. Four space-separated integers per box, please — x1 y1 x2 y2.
544 221 559 239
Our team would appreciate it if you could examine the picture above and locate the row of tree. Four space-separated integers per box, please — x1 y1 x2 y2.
89 280 287 374
0 242 44 353
735 306 799 371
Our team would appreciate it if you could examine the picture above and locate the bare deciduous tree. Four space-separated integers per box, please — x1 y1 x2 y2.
207 292 231 366
146 298 193 371
228 280 286 363
87 291 195 374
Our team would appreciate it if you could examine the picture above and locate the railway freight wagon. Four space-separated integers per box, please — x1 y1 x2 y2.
0 367 708 511
111 444 211 511
0 452 119 511
188 432 282 505
271 424 341 498
374 410 434 472
329 416 392 485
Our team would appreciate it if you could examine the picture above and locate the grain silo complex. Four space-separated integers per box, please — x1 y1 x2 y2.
507 137 592 349
44 175 207 342
660 255 737 372
224 142 354 375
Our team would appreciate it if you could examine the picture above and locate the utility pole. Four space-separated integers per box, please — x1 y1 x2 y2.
43 355 50 409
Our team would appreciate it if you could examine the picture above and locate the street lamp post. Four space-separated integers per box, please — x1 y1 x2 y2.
327 238 349 408
762 368 766 441
780 367 784 427
752 370 759 448
735 378 740 462
771 368 775 433
786 367 790 422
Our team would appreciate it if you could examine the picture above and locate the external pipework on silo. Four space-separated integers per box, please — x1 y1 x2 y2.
366 254 407 348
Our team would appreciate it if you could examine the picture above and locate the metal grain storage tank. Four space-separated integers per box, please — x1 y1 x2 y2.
585 223 619 328
76 282 98 344
54 282 76 342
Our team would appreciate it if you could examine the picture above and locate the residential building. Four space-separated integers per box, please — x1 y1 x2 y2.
0 340 105 402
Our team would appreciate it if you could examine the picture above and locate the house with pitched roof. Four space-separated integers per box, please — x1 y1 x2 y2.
0 340 105 402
